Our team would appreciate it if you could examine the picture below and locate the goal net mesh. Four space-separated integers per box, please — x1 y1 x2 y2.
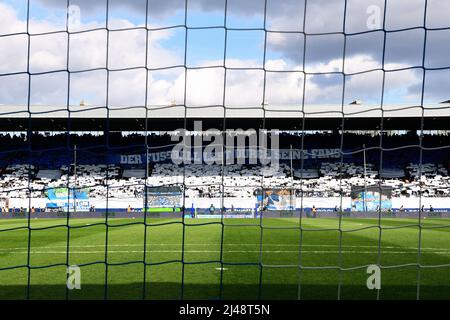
0 0 449 300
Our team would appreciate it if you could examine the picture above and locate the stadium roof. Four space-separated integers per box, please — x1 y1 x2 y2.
0 103 449 131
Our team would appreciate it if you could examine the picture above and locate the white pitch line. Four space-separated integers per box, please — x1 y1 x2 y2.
4 250 450 255
1 243 450 252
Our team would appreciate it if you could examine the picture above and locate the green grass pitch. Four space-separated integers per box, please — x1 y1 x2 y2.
0 217 449 300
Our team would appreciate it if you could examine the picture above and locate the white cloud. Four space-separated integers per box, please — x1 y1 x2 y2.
1 0 448 110
0 2 26 34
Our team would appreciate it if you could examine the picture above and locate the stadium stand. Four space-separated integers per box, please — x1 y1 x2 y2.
0 131 448 210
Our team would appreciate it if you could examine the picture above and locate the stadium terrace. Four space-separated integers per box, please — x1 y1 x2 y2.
0 130 448 214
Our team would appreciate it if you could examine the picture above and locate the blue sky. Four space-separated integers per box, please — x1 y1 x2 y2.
1 0 450 108
10 0 266 68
